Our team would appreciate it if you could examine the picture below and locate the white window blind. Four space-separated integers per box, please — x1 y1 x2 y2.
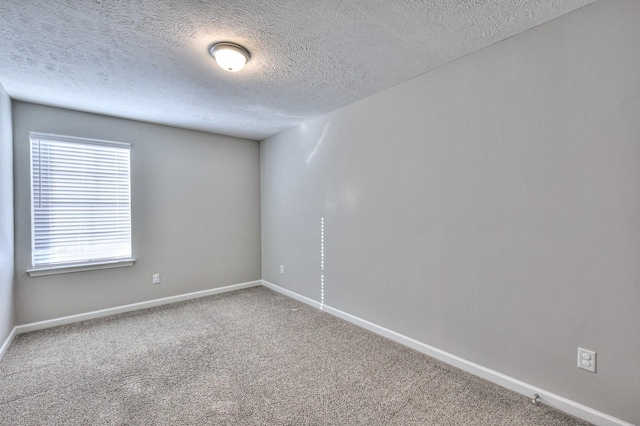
30 133 132 269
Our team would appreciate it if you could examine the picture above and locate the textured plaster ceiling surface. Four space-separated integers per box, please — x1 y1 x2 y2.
0 0 595 140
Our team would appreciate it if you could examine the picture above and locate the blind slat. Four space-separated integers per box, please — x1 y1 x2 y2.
31 136 132 267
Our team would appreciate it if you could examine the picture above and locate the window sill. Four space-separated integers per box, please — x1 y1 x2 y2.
27 259 136 277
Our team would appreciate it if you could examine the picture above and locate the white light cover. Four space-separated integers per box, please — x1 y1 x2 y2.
212 45 249 72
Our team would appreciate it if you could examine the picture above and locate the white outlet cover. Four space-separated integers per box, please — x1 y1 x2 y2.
152 274 160 284
577 347 596 373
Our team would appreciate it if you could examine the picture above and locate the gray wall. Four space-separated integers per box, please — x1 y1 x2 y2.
14 102 261 324
261 1 640 423
0 83 14 344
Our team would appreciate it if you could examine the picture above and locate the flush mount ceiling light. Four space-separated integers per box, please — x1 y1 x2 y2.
209 42 250 72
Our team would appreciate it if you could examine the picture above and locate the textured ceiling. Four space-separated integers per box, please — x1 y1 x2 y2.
0 0 595 140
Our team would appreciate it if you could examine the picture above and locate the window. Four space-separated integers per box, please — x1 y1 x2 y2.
28 133 134 277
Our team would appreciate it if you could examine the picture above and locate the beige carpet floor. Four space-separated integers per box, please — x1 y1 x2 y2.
0 286 589 425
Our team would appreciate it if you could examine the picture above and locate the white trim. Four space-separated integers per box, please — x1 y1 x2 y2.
29 132 131 148
262 280 323 310
0 327 17 361
27 258 136 277
261 280 633 426
15 280 261 334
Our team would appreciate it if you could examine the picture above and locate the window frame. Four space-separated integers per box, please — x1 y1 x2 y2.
27 132 135 277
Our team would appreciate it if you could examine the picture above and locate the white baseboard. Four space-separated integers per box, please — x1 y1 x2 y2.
0 326 17 361
261 280 632 426
15 280 262 334
262 280 323 310
4 278 631 425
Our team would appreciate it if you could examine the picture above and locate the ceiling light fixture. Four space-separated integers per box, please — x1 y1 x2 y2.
209 42 250 72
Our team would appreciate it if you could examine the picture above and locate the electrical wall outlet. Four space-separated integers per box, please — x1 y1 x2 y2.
152 273 160 284
280 265 284 274
578 347 596 373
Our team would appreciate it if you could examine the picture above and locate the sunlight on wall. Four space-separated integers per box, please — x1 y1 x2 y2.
320 217 325 309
